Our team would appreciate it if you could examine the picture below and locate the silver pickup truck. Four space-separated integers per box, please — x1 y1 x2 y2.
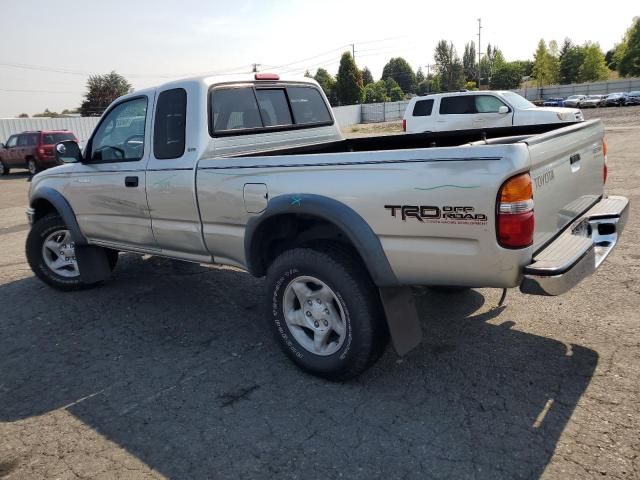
25 73 629 380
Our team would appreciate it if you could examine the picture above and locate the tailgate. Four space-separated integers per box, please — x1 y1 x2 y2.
526 119 605 251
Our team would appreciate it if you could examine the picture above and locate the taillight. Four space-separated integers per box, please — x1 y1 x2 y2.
402 119 406 131
497 173 535 249
38 147 45 155
603 139 608 184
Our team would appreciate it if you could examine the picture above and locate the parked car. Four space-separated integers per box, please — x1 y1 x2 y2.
563 95 587 108
402 91 583 134
625 91 640 106
604 92 628 107
0 130 78 175
578 95 605 108
24 73 627 380
543 97 565 107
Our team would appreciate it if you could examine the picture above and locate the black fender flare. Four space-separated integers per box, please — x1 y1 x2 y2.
30 186 88 246
244 194 398 287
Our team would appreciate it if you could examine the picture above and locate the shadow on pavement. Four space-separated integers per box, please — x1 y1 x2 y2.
0 254 597 479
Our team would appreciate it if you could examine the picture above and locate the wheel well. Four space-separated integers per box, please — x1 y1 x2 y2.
32 198 58 222
249 214 367 277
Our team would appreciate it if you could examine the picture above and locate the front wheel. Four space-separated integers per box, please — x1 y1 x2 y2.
26 213 116 291
265 247 389 381
0 160 9 176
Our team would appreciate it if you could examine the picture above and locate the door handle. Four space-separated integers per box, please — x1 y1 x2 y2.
125 176 139 187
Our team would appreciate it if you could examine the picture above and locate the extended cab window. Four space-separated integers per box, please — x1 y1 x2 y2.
90 97 148 162
439 96 476 114
413 99 434 116
154 88 187 159
475 95 507 113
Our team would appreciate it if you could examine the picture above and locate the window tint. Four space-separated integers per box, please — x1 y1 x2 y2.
6 136 17 148
287 86 332 124
439 96 476 114
17 135 30 146
212 88 262 132
91 97 148 162
255 89 292 127
42 133 75 144
413 99 434 116
475 95 507 113
154 88 187 159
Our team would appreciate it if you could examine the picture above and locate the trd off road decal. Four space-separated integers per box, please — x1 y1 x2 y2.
384 205 488 225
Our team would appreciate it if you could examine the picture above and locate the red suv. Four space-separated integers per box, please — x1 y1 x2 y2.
0 130 79 175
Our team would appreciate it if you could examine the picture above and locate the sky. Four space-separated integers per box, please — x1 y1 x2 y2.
0 0 635 117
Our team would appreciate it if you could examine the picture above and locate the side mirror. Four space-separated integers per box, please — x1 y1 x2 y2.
498 106 509 114
55 140 82 164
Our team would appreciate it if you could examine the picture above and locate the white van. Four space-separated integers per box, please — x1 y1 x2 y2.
403 91 584 133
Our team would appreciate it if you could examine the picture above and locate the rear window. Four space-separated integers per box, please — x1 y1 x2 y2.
42 132 75 144
287 86 332 125
210 84 331 135
412 99 434 116
439 96 476 114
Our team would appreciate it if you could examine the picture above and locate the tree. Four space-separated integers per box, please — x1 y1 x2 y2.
314 68 337 106
18 113 28 118
381 57 417 94
335 51 363 105
605 48 618 70
363 81 389 103
616 17 640 77
361 67 374 86
415 67 425 84
80 71 131 116
33 108 61 118
304 70 313 78
490 62 524 89
382 77 404 101
416 74 441 95
548 40 561 84
434 40 465 91
463 42 478 84
533 39 554 87
578 42 609 82
511 60 534 78
559 39 586 84
478 44 505 85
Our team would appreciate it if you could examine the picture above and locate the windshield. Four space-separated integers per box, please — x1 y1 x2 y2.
629 91 640 96
499 92 536 109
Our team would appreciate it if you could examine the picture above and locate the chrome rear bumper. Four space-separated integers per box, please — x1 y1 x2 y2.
520 196 629 296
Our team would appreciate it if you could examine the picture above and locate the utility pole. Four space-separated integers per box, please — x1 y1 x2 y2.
252 63 261 73
351 43 356 61
425 64 433 93
477 18 482 89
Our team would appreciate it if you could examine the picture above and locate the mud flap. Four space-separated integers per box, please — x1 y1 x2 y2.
379 287 423 356
75 245 112 284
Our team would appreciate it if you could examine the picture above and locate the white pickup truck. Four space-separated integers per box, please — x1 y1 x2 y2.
403 91 584 133
25 73 628 380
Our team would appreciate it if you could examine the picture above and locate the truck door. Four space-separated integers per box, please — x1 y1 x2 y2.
62 95 158 250
145 87 210 262
3 135 18 166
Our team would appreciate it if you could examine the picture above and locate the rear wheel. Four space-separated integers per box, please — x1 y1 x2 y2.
265 247 389 381
27 158 39 175
0 160 9 176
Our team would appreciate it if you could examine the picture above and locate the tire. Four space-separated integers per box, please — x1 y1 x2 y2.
27 158 39 175
26 213 115 291
0 160 9 176
265 247 389 381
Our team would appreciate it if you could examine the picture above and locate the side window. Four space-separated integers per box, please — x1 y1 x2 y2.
154 88 187 159
475 95 507 113
90 97 148 162
212 88 262 133
439 96 476 114
287 86 332 124
17 135 30 147
413 99 434 117
255 89 292 127
28 134 38 146
6 136 17 148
